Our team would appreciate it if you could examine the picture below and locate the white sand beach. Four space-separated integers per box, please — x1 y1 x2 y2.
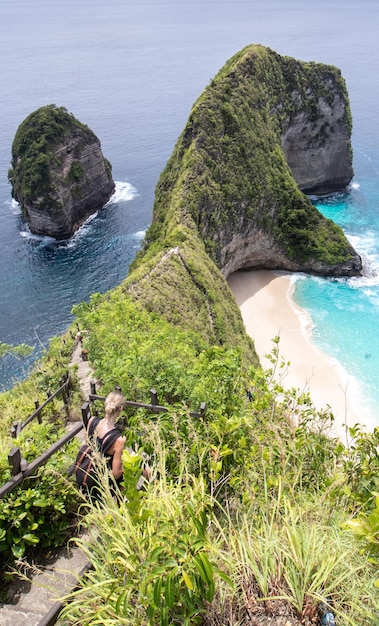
228 270 375 441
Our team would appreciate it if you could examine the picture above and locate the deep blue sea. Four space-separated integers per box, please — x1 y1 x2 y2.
1 0 379 427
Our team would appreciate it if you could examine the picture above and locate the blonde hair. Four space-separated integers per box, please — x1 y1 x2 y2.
104 390 125 419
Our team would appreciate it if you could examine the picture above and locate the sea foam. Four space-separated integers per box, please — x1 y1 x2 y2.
108 181 138 204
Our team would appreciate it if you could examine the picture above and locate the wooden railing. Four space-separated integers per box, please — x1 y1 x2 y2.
10 372 72 438
0 382 206 499
84 381 206 424
1 422 83 498
0 383 206 626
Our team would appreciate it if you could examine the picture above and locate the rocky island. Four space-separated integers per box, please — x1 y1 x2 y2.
145 44 361 278
8 104 115 239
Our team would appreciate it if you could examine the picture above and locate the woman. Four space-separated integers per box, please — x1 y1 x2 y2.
77 389 151 501
76 390 126 501
92 389 126 483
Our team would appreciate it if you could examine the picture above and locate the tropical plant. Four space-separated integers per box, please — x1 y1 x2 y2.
341 424 379 510
214 494 377 624
60 461 231 626
345 493 379 584
0 420 79 563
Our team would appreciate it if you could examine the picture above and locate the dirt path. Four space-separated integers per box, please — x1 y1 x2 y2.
69 340 94 401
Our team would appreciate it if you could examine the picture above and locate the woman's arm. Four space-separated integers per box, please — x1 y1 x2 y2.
111 436 126 480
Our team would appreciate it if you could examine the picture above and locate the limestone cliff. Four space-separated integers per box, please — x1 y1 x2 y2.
279 61 353 195
145 45 361 278
8 105 115 239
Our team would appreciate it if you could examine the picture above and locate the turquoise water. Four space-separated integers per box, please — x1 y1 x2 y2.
294 183 379 423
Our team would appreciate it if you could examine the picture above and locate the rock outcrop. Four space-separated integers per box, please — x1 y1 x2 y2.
9 105 115 239
145 45 361 278
280 70 353 195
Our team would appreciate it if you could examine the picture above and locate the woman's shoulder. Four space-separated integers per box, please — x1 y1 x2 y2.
87 416 100 434
99 427 123 444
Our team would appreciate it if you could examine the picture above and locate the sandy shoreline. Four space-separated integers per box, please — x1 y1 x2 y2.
228 269 375 441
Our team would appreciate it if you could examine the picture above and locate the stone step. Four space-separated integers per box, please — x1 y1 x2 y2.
0 539 89 626
0 343 94 625
0 605 45 626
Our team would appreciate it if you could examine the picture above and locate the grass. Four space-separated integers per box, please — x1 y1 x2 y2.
58 451 378 626
211 495 377 625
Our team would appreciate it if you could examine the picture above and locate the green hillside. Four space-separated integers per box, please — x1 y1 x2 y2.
0 46 377 622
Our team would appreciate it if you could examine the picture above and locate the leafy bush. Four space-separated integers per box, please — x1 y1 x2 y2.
345 495 379 565
0 420 79 564
61 470 231 626
341 424 379 510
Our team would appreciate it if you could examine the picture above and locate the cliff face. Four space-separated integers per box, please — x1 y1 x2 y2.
145 45 361 278
9 105 115 239
280 69 353 195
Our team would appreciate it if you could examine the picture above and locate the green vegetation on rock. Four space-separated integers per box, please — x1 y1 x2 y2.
8 104 114 239
143 44 360 276
8 104 94 213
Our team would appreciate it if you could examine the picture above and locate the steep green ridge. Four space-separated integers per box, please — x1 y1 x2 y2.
124 239 257 369
115 45 362 369
143 44 361 277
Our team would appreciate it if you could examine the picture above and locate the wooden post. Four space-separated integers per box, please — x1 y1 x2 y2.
8 447 22 476
90 381 97 396
150 389 158 406
10 421 21 438
81 402 91 428
60 377 70 418
34 399 42 424
59 377 67 403
61 383 70 418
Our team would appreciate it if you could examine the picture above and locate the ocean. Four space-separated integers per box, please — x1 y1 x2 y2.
1 0 379 427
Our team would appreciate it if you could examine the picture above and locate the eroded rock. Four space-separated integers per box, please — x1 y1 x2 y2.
148 45 361 277
9 105 115 239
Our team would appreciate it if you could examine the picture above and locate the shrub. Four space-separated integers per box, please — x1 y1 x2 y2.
0 420 79 564
60 469 231 625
